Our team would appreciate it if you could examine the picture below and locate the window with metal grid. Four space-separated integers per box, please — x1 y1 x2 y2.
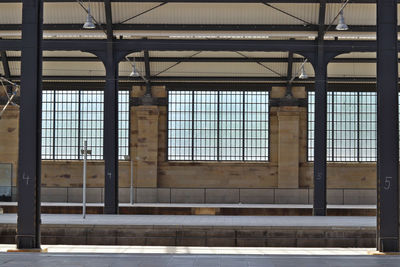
41 89 130 160
118 91 130 159
168 90 269 161
307 91 377 162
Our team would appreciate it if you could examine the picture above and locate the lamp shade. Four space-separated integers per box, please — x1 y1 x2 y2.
83 7 96 29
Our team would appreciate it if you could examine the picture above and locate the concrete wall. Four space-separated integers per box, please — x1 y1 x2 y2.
0 223 376 247
0 86 379 204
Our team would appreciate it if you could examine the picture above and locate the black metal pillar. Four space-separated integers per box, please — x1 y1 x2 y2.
103 41 119 214
285 51 294 97
313 0 327 216
376 0 399 252
313 57 327 216
143 49 152 96
16 0 43 249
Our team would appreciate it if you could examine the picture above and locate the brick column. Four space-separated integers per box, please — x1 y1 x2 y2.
277 106 300 188
134 106 159 187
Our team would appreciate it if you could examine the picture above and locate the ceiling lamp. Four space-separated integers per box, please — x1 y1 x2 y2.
83 6 96 29
130 64 139 77
298 64 308 80
336 10 349 31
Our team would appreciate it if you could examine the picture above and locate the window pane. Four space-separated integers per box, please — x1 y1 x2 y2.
41 89 130 160
80 90 103 160
359 92 377 161
193 91 218 161
168 91 193 160
168 89 269 161
219 91 243 161
308 91 377 162
244 91 269 161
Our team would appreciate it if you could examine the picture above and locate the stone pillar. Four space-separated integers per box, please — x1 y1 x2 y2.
277 107 300 188
271 86 306 189
134 106 159 187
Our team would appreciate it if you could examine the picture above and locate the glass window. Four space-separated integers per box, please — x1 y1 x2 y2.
41 89 130 160
308 91 376 162
168 90 269 161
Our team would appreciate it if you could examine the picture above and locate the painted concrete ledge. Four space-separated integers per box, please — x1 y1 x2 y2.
0 245 374 255
0 202 377 209
0 214 376 227
0 203 376 216
0 214 376 247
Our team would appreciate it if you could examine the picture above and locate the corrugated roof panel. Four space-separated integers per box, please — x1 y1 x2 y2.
44 80 106 83
4 51 20 57
42 62 105 77
43 51 97 57
0 3 21 24
335 52 376 59
124 52 145 58
151 62 287 77
44 2 106 24
149 51 288 58
112 3 319 25
8 61 20 76
325 4 375 26
328 62 376 78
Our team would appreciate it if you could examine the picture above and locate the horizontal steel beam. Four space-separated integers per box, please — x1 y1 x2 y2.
0 0 384 4
41 81 376 89
0 24 380 32
0 56 380 63
115 39 377 53
0 38 378 55
0 0 387 3
7 75 377 82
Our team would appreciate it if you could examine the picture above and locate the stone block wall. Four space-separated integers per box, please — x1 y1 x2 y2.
0 86 379 204
0 106 19 189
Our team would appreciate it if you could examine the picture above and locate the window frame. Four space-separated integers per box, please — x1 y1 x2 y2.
166 85 271 162
41 88 130 161
307 85 377 162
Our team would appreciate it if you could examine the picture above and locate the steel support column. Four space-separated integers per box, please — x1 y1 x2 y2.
103 0 119 214
376 0 399 252
313 0 327 216
285 51 294 97
16 0 43 249
103 42 119 214
143 50 152 96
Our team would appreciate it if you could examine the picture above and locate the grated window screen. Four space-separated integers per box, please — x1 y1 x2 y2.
41 89 130 160
168 90 269 161
308 91 376 162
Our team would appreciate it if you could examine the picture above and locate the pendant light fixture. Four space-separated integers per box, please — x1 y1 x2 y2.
336 10 349 31
130 64 139 77
129 57 139 77
298 62 308 80
83 1 96 29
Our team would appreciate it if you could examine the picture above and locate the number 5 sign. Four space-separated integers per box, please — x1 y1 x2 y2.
384 177 392 190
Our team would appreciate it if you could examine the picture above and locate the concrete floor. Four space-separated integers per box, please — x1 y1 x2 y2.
0 202 377 209
0 252 399 267
0 214 376 227
0 245 375 255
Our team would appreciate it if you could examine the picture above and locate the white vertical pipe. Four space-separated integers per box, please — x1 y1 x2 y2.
130 158 134 205
83 140 87 219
